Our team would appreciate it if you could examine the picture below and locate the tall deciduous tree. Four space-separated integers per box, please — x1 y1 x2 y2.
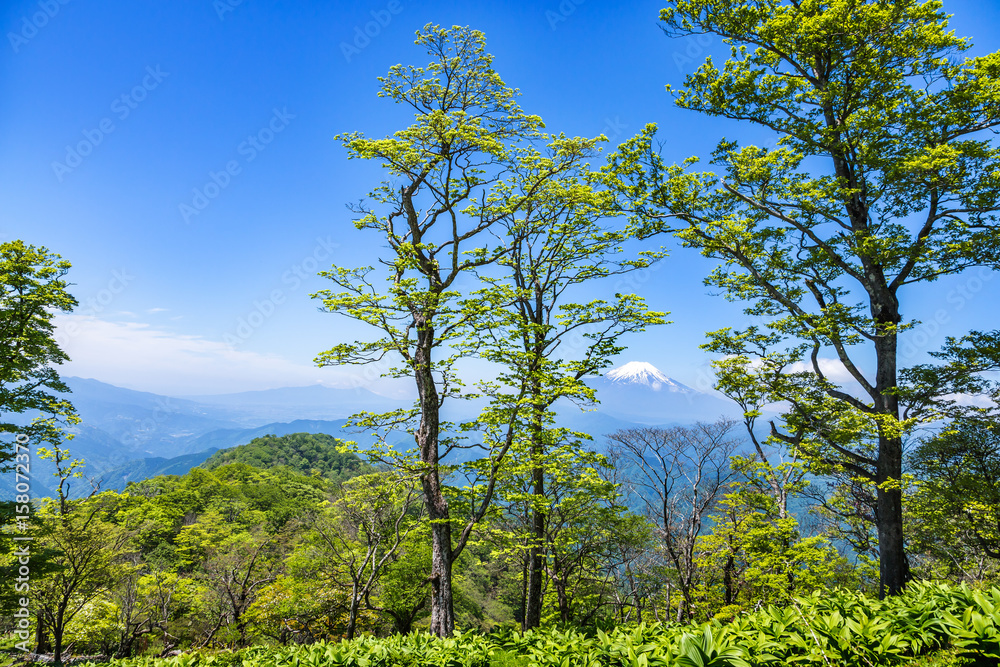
607 0 1000 596
313 25 594 635
464 146 665 629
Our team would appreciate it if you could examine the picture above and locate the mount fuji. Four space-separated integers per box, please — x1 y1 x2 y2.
588 361 738 423
605 361 695 392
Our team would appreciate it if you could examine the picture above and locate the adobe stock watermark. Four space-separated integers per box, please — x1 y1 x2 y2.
546 0 585 31
79 269 134 317
119 396 179 448
671 33 713 74
179 107 295 224
612 252 665 297
340 0 403 63
55 268 135 347
11 432 33 653
600 116 628 144
901 267 994 361
7 0 70 54
224 236 340 347
52 66 170 182
213 0 245 21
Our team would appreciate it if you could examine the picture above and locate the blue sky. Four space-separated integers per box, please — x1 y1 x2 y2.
2 0 999 396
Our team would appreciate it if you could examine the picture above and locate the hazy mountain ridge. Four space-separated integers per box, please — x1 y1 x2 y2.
3 364 737 498
96 449 220 493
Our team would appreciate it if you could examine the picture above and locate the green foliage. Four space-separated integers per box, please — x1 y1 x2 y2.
0 240 78 450
287 471 423 639
0 241 79 609
696 495 855 615
78 583 1000 667
908 419 1000 579
311 23 657 635
30 491 134 661
123 461 331 552
602 0 1000 596
451 109 665 631
201 433 372 486
693 454 858 616
14 4 1000 656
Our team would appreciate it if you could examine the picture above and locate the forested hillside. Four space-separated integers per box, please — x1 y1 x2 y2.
200 433 372 484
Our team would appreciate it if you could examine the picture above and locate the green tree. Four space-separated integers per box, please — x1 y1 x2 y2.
485 449 648 626
695 475 854 617
909 419 1000 578
1 243 79 635
302 472 422 639
313 25 601 635
32 493 131 664
607 0 1000 596
194 527 282 648
372 532 431 634
538 452 645 625
0 241 77 458
201 433 371 485
129 569 205 654
463 142 665 629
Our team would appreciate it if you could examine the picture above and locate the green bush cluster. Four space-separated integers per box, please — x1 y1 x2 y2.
76 582 999 667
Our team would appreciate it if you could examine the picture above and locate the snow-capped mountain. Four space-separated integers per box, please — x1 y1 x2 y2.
589 361 737 423
606 361 694 393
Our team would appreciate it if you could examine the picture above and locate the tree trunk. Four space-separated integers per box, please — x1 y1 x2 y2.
676 595 687 623
663 584 670 624
53 609 64 665
723 552 734 606
676 577 694 622
34 613 50 654
387 596 425 635
524 515 544 629
876 434 909 596
413 315 456 636
346 582 360 640
873 313 910 596
427 517 455 636
518 545 528 627
523 430 545 629
555 576 570 623
523 374 546 630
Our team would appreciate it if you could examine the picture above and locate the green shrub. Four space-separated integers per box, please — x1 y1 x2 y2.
75 582 1000 667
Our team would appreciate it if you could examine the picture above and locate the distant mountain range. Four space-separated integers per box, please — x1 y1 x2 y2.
179 385 404 426
3 363 739 498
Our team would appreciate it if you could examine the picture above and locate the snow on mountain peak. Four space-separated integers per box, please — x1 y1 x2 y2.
607 361 668 383
605 361 692 392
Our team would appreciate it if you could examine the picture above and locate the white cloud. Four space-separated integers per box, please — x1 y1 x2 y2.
146 307 169 314
941 393 997 408
716 354 862 386
52 314 410 397
787 357 859 384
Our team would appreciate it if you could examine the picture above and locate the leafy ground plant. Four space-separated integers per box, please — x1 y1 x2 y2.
69 582 999 667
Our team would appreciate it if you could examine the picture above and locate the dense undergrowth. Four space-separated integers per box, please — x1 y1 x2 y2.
65 582 999 667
